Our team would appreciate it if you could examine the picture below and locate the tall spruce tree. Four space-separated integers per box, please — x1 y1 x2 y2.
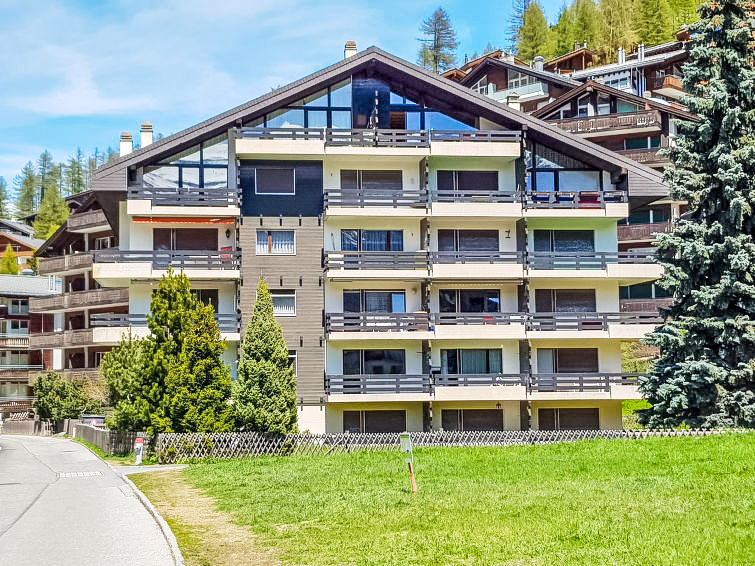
14 162 37 220
639 0 755 427
0 245 19 275
64 149 86 195
233 278 297 434
516 2 551 61
0 177 9 219
36 150 56 206
417 7 458 73
508 0 533 51
635 0 676 45
33 184 69 239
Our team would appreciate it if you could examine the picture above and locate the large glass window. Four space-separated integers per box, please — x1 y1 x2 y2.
437 170 498 193
255 168 295 195
340 230 403 251
439 289 500 313
535 289 596 312
343 350 406 374
441 349 502 374
525 142 602 192
192 289 219 311
533 230 595 252
154 228 218 251
343 291 406 313
256 230 295 254
438 229 499 251
537 348 599 372
340 170 402 191
143 134 227 189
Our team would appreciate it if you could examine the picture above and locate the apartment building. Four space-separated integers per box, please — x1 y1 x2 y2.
0 274 60 417
86 45 666 433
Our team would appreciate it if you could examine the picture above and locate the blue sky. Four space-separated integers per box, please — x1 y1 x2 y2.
0 0 563 189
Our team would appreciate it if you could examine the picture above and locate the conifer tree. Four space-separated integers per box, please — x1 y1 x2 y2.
233 278 297 434
14 162 37 220
596 0 638 63
102 331 151 432
552 5 577 55
516 2 551 61
508 0 533 51
36 150 56 206
0 244 19 275
635 0 675 46
64 149 86 195
33 371 100 421
572 0 599 49
669 0 700 29
639 0 755 427
417 7 458 73
0 177 9 219
33 184 69 239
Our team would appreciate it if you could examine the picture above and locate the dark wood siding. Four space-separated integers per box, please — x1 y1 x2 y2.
239 216 324 404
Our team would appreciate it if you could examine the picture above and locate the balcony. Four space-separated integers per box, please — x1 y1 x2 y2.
90 312 241 335
324 188 427 217
524 190 628 217
528 372 640 394
67 209 109 232
546 110 662 137
324 251 429 279
618 221 672 243
29 287 129 313
620 297 674 313
325 312 432 340
429 189 522 218
325 374 431 396
429 251 525 280
652 75 685 100
527 312 661 339
30 329 93 349
234 127 521 158
0 334 30 348
615 148 668 165
527 251 662 282
0 365 43 378
432 312 527 339
92 249 241 286
127 186 240 216
37 253 93 276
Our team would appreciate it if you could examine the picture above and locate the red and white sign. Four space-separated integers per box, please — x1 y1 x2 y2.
134 437 145 446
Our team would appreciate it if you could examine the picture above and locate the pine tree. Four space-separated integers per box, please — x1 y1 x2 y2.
572 0 599 49
508 0 533 52
64 149 86 195
552 4 576 56
596 0 638 63
639 0 755 427
102 331 151 432
33 184 69 239
517 2 550 61
0 177 9 219
669 0 700 29
36 150 56 206
0 244 19 275
417 7 458 73
233 278 297 434
14 162 37 219
635 0 675 46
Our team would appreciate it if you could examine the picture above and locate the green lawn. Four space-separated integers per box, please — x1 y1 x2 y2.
183 434 755 566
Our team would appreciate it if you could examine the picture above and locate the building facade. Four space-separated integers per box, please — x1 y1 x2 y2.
85 46 668 433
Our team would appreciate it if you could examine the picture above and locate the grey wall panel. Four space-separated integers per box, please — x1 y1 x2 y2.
239 216 325 403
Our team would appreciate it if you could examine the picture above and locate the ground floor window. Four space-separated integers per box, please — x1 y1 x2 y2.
343 410 407 433
538 408 599 430
442 409 503 431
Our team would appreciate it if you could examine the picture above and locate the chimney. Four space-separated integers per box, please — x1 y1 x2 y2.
506 92 521 112
637 43 645 61
574 40 580 51
617 47 626 65
344 41 357 59
583 40 588 49
120 132 132 156
533 55 544 72
140 122 153 147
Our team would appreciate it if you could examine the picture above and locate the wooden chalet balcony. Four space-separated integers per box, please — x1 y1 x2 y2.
546 110 662 135
620 298 674 313
326 312 430 333
0 365 43 375
92 250 241 270
325 374 431 395
527 251 655 270
653 75 683 91
37 253 93 276
67 209 109 231
618 222 672 242
324 188 427 208
435 373 527 387
527 312 662 331
524 190 627 208
128 185 240 207
528 372 640 392
0 396 35 413
29 287 129 313
615 148 668 164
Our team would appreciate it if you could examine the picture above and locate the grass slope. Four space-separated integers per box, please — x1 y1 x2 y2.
184 435 755 566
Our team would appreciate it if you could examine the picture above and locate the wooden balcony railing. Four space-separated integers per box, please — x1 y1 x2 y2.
432 312 526 325
431 189 520 203
128 186 239 207
524 190 627 208
546 110 662 134
619 298 674 313
0 335 30 348
92 250 241 270
324 188 427 208
326 312 430 332
528 251 655 270
428 130 521 143
528 372 641 392
89 313 240 333
37 253 93 276
435 373 527 387
67 209 109 231
29 287 129 312
325 374 431 394
615 148 668 164
429 251 525 264
324 251 429 271
653 75 683 91
30 329 93 349
527 312 662 331
618 222 672 242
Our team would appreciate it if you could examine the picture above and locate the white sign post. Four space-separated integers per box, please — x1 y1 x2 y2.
399 432 417 493
134 436 145 466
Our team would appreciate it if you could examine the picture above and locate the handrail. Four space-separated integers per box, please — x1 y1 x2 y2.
326 312 430 332
528 372 641 392
431 189 520 203
92 250 241 270
527 251 655 269
325 374 431 394
324 188 428 208
128 185 239 206
432 312 526 325
430 251 524 264
429 130 521 142
324 250 429 270
89 312 240 332
546 110 662 134
524 189 627 208
527 312 662 330
435 373 527 387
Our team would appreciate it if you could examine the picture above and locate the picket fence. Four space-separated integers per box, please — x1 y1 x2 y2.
154 428 738 463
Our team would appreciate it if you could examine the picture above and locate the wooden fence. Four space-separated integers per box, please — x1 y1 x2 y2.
73 423 145 456
155 428 738 464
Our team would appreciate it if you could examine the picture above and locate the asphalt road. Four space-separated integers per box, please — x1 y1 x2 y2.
0 435 174 566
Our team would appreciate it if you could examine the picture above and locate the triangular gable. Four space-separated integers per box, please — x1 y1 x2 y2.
459 57 580 91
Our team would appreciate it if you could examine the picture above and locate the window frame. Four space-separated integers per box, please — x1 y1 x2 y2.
255 230 296 255
254 167 296 196
270 290 297 317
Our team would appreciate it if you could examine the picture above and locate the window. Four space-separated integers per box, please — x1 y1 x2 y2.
256 230 295 254
343 410 407 433
597 94 611 115
442 409 503 431
438 230 499 252
436 170 498 194
441 349 502 374
624 136 661 150
617 100 640 114
539 408 599 430
192 289 219 311
577 95 589 117
247 79 352 129
439 289 500 313
0 350 29 367
535 289 596 312
94 236 113 250
340 230 403 251
288 350 297 376
143 134 228 189
533 230 595 252
270 291 296 316
154 228 218 251
508 70 537 90
9 299 28 315
94 351 107 367
537 348 599 373
343 291 406 313
255 168 295 195
525 142 602 192
0 319 29 335
620 282 671 299
340 170 402 191
343 349 406 374
471 75 490 94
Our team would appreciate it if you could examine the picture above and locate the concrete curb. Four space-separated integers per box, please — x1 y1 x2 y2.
70 438 185 566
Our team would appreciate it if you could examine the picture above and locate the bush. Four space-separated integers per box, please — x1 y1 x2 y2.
33 371 100 421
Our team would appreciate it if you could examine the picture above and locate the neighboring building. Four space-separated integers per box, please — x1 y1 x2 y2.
86 45 667 433
30 192 128 378
0 219 46 271
543 42 595 75
0 274 60 417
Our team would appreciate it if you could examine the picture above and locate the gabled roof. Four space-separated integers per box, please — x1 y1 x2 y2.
93 46 666 197
459 56 581 90
0 229 45 251
571 48 688 79
544 47 596 69
0 219 34 237
531 80 697 121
